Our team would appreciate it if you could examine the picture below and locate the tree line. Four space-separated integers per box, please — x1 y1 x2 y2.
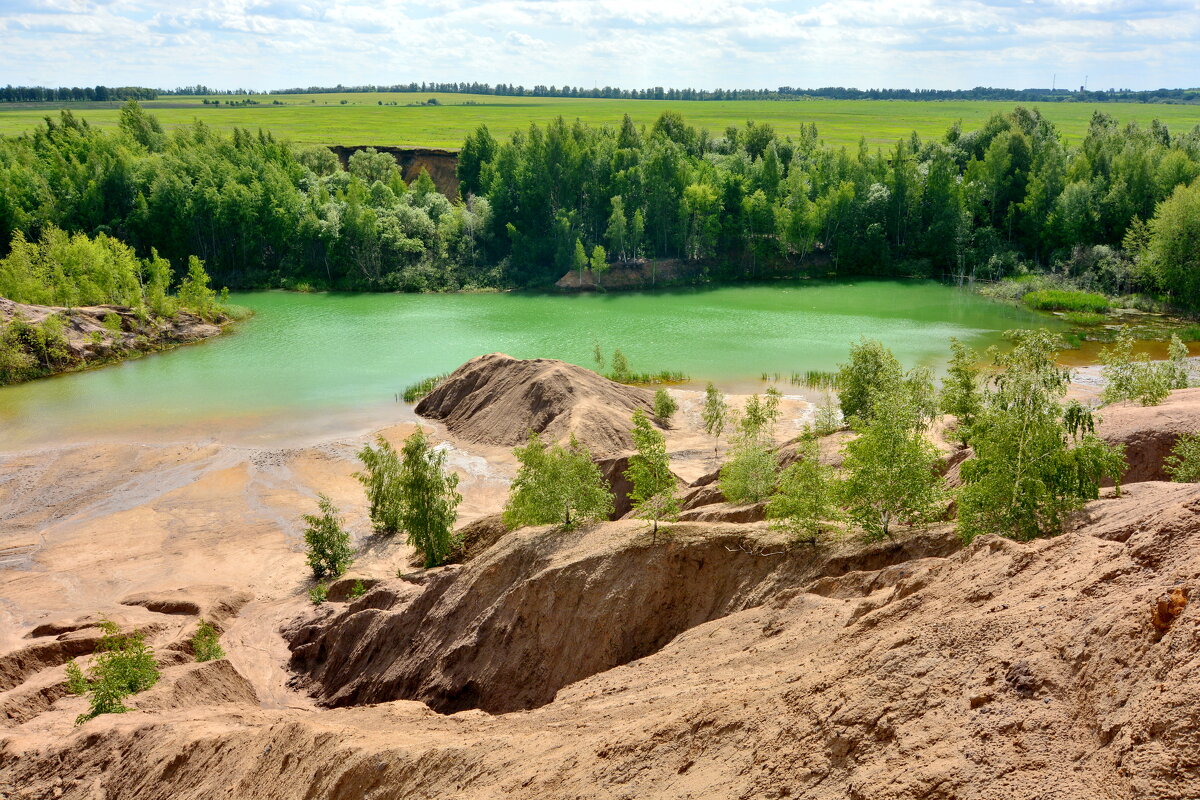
1 85 157 103
267 83 1200 105
2 103 1199 307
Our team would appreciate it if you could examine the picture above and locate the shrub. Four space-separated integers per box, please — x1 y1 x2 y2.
839 385 944 541
766 439 841 542
812 392 842 436
503 432 613 530
940 339 982 444
625 409 680 536
652 388 678 425
1022 289 1109 313
302 494 354 580
191 621 224 662
836 338 903 423
102 313 124 334
701 382 728 458
396 428 462 568
308 584 329 605
1165 434 1200 483
1100 328 1174 406
355 436 403 534
348 579 367 599
958 330 1127 542
66 620 160 725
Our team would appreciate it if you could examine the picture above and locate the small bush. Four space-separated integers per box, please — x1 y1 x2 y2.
1165 434 1200 483
191 620 224 662
653 388 678 425
348 579 367 599
102 313 124 334
1023 289 1109 314
308 584 329 605
66 620 160 725
302 494 354 580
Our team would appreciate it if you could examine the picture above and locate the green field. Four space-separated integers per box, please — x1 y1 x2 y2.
2 91 1199 150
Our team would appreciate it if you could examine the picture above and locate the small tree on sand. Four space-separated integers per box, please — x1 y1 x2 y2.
503 433 614 530
398 428 462 568
701 382 728 459
355 435 403 535
653 388 678 426
625 410 680 537
302 493 354 580
766 439 841 543
839 385 944 541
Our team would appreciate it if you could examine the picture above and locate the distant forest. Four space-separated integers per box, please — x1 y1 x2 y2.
1 102 1199 311
4 83 1199 105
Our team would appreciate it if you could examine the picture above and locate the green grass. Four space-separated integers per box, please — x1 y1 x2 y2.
791 369 840 389
607 369 688 386
3 92 1198 149
1023 289 1110 314
402 373 448 403
1063 311 1108 326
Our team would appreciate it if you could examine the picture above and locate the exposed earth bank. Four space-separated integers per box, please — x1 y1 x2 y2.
2 356 1199 799
0 297 229 385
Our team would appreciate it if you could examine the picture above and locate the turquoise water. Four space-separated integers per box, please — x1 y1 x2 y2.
0 281 1056 447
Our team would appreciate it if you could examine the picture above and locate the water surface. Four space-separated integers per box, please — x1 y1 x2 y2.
0 280 1055 448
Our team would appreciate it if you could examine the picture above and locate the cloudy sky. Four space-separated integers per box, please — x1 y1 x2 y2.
1 0 1196 91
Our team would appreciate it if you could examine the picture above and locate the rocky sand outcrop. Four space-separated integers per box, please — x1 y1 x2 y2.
0 297 227 384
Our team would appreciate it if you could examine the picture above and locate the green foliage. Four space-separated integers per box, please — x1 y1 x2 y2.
348 579 367 599
503 432 614 530
308 584 328 605
177 256 220 319
0 227 219 321
625 410 680 534
402 373 448 402
191 621 224 662
301 494 354 580
68 620 160 725
652 388 678 425
719 414 779 507
766 439 841 542
355 435 403 534
1063 311 1106 326
958 330 1127 542
701 382 728 457
839 386 944 541
609 348 630 381
1167 334 1192 389
1165 434 1200 483
941 338 983 443
1100 328 1173 406
812 392 842 436
1145 180 1200 310
396 428 462 568
1022 289 1109 313
2 103 1200 303
836 338 903 423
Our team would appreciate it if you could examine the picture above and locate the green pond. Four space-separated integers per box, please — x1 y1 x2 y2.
0 280 1058 448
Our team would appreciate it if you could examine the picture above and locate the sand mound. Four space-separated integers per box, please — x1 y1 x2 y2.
1099 388 1200 484
134 660 259 712
415 353 653 456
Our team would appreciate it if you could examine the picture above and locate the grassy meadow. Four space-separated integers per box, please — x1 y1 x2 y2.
2 91 1199 150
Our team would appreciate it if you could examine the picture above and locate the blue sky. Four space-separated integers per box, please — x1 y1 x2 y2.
1 0 1196 91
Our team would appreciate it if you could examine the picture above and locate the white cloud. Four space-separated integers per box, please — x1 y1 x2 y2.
0 0 1195 90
